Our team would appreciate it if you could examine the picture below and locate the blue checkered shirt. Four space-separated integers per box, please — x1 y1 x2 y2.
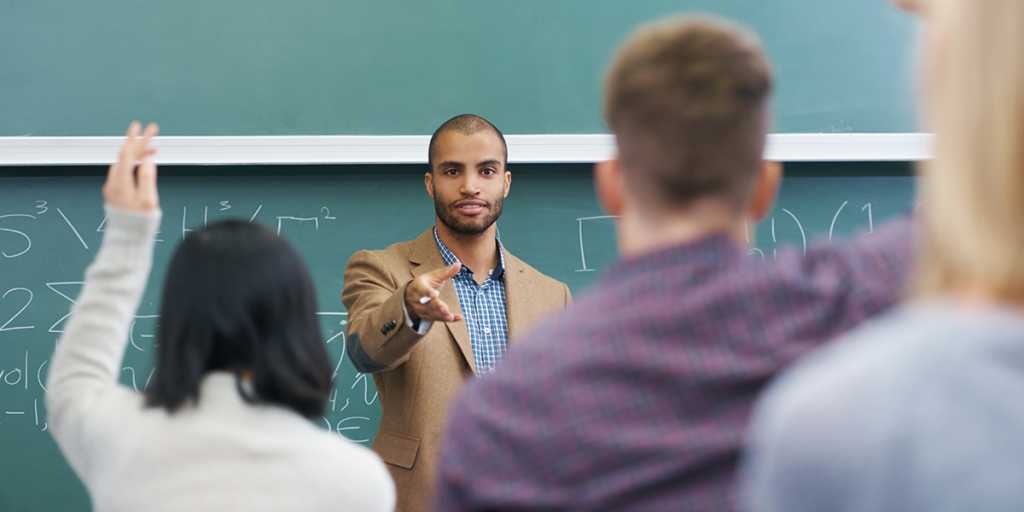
434 228 509 374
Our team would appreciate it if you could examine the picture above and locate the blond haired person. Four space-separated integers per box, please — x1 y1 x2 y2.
741 0 1024 510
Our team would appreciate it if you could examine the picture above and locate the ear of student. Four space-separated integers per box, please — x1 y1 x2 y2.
594 159 626 217
746 161 783 223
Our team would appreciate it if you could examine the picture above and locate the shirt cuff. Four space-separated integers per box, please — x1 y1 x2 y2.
402 300 432 335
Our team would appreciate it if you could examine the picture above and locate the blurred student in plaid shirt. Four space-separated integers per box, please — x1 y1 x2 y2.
433 13 915 512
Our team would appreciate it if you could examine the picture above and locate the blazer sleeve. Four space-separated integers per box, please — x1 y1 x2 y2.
342 250 428 373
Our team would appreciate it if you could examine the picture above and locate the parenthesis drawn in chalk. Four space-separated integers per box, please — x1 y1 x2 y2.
829 201 849 243
37 359 48 393
780 209 807 256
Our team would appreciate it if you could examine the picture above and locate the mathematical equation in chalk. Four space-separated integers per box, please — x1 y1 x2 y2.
0 200 348 260
0 198 404 446
0 308 376 444
575 200 894 271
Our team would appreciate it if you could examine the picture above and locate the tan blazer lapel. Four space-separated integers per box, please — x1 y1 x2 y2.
409 229 477 375
503 252 531 345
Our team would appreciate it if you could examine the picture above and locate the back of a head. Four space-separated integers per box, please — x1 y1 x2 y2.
605 16 773 213
917 0 1024 301
145 220 333 419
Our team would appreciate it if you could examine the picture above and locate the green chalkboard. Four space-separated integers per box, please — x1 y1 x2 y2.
1 0 918 137
0 162 914 510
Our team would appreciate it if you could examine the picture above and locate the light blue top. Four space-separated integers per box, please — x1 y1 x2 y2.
741 300 1024 512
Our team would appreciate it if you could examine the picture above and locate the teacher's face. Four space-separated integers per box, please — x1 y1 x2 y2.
425 130 511 236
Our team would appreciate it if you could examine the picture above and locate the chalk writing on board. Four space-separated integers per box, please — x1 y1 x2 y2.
56 208 88 250
46 282 82 333
0 186 912 485
578 201 883 266
277 216 318 235
576 215 618 272
249 205 263 222
0 288 34 332
0 214 35 258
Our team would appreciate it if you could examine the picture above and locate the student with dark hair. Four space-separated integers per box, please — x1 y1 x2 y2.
45 122 395 512
145 218 331 419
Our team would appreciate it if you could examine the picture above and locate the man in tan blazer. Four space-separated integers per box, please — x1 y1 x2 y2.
342 114 572 512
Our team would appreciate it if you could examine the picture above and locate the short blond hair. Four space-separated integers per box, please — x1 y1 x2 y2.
916 0 1024 300
604 16 772 212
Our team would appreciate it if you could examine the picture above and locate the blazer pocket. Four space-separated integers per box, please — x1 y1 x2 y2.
375 429 420 469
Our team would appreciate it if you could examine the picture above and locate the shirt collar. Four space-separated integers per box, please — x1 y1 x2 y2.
602 232 741 284
433 227 506 280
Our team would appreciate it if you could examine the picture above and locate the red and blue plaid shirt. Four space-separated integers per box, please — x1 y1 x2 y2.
433 219 914 512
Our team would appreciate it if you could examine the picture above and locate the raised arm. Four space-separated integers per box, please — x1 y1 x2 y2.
46 122 162 468
794 216 915 333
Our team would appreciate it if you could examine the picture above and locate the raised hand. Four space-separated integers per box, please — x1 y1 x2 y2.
102 121 160 212
404 262 464 323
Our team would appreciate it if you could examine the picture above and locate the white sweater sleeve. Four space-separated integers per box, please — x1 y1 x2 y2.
45 205 161 476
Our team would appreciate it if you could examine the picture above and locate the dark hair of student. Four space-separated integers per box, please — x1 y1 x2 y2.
145 220 333 419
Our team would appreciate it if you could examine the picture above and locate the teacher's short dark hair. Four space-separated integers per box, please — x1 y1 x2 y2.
145 220 333 419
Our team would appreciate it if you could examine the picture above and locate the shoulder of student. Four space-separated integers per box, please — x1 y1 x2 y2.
302 429 396 509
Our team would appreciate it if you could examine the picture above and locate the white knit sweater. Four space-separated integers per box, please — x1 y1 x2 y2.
45 206 395 512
